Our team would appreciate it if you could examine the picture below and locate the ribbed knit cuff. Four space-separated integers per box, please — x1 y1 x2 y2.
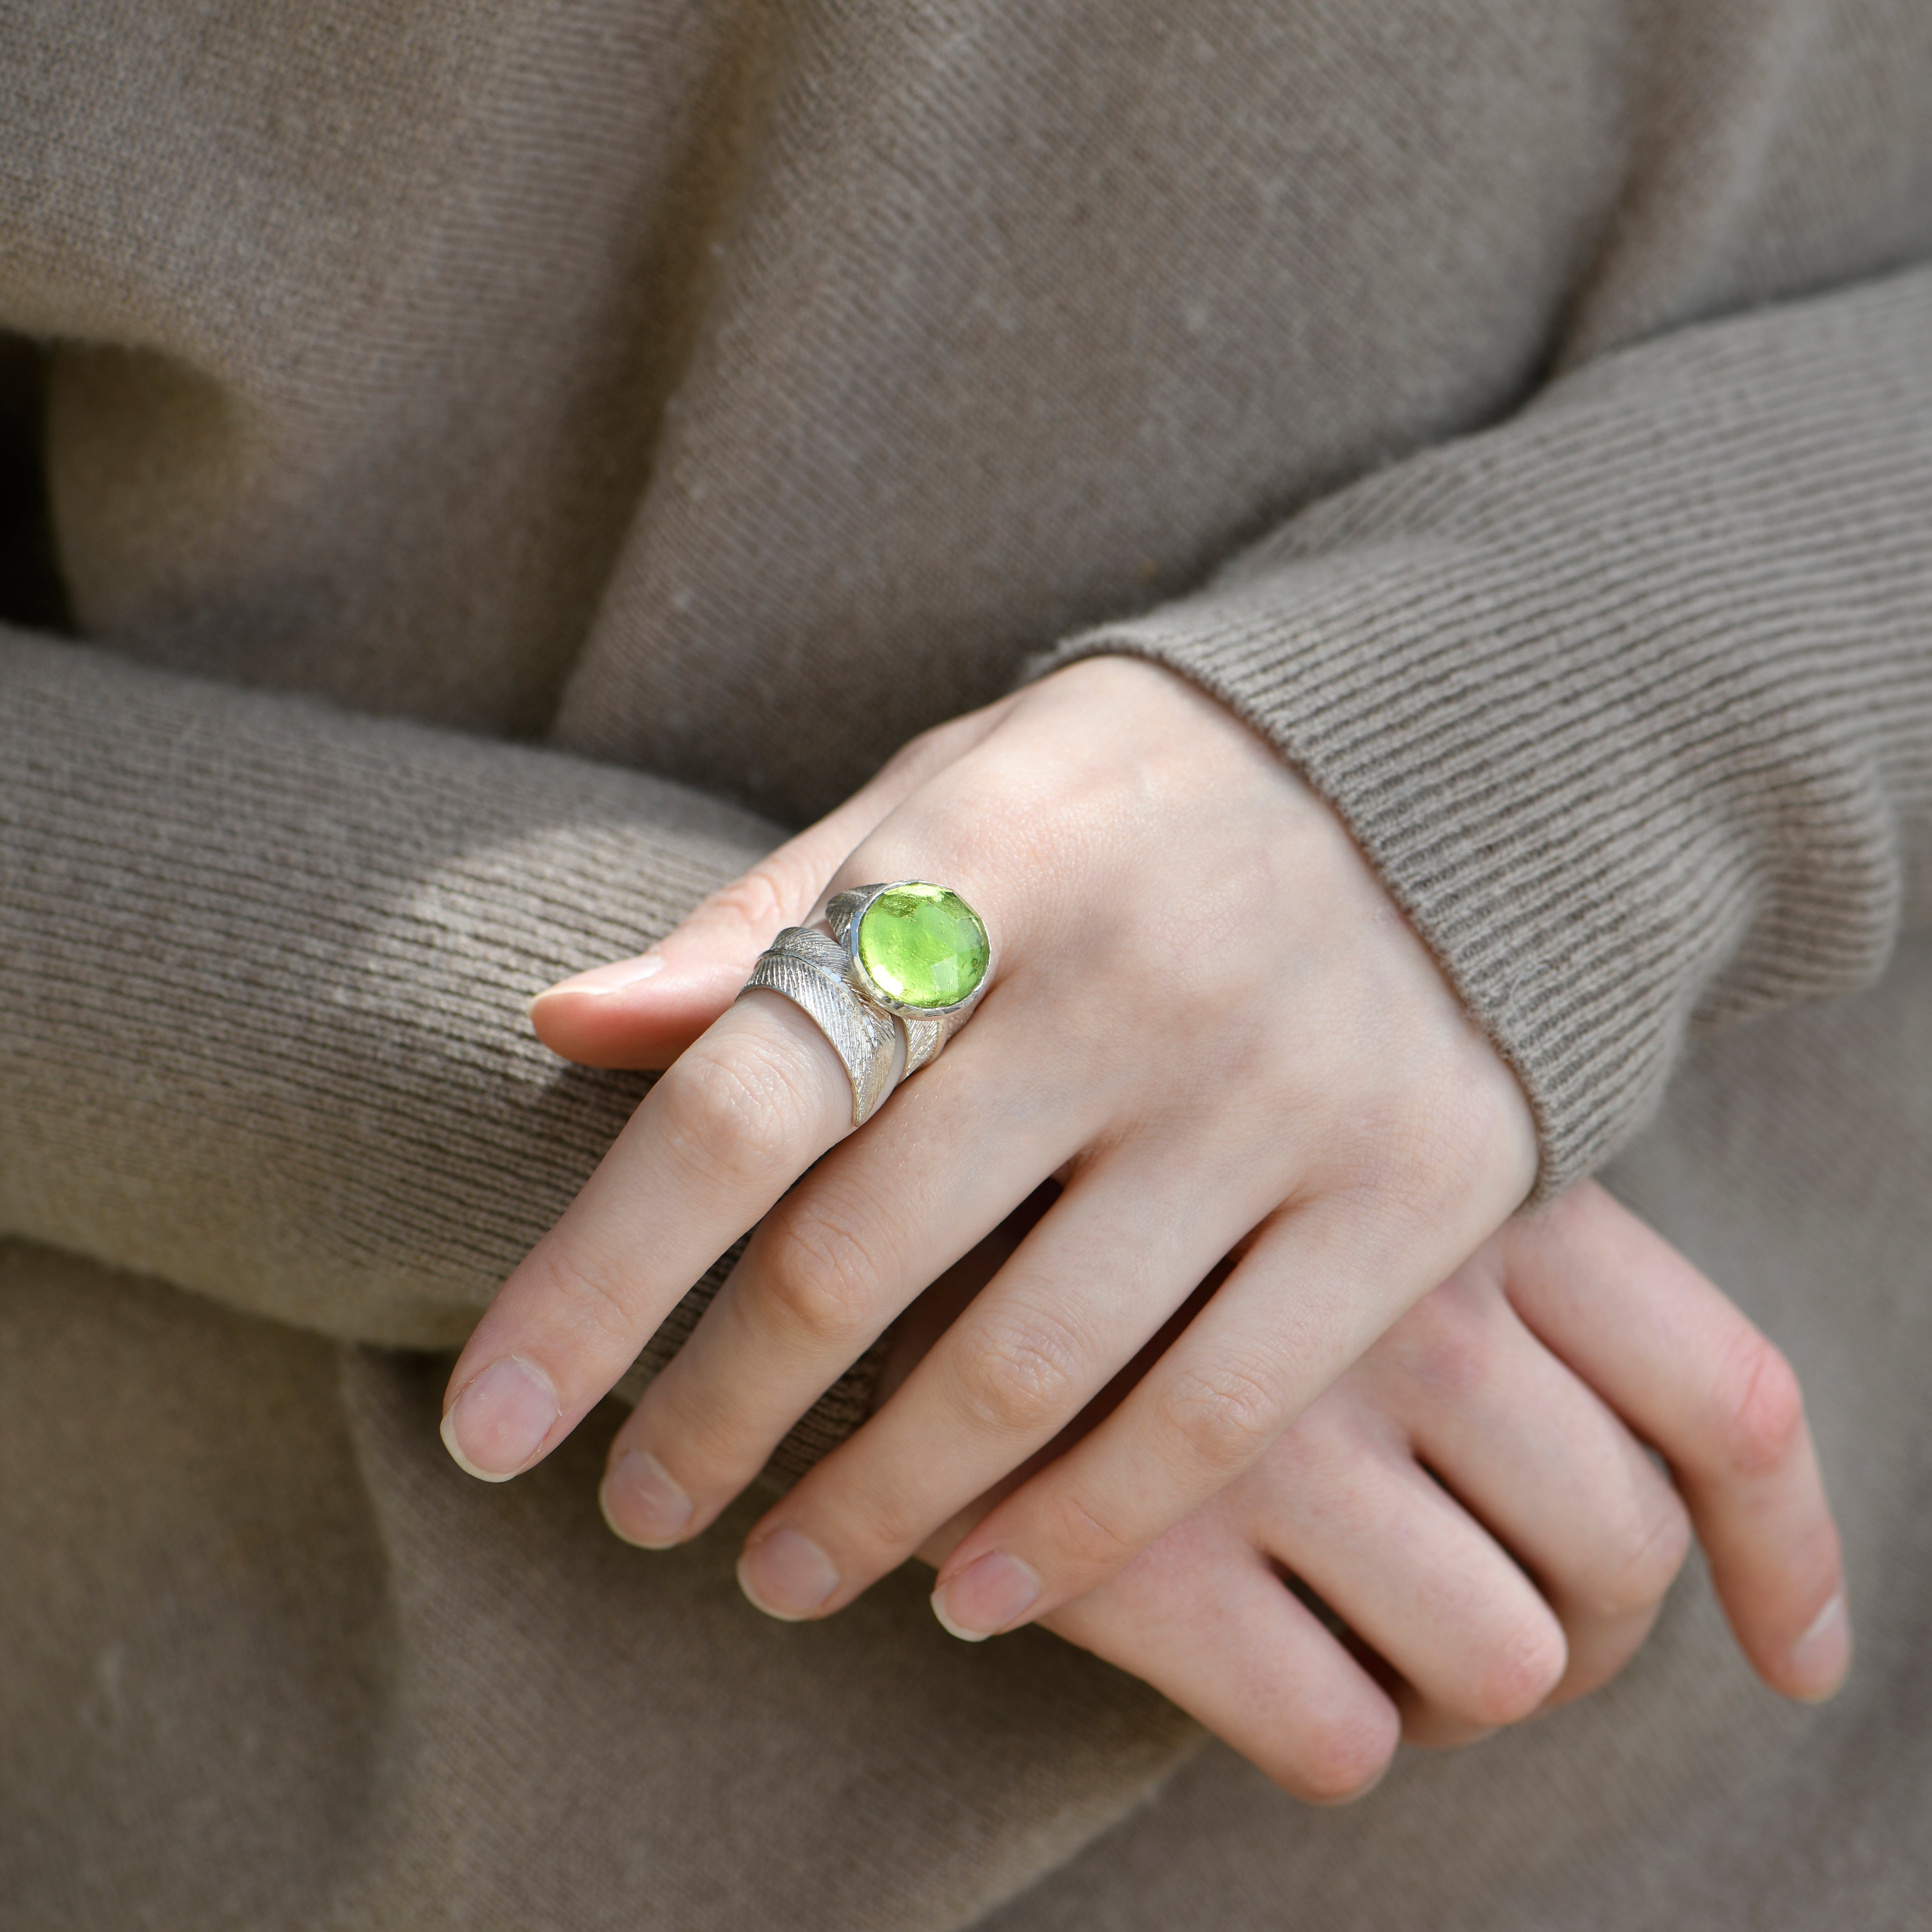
0 631 881 1478
1046 268 1932 1196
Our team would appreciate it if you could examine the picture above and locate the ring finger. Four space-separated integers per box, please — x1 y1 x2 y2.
1045 1508 1403 1803
725 1132 1291 1619
599 1001 1100 1544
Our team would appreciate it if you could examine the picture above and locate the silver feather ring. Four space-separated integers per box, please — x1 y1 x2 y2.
738 881 992 1126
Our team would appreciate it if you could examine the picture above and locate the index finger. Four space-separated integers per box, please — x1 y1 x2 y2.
1499 1182 1850 1702
439 991 851 1480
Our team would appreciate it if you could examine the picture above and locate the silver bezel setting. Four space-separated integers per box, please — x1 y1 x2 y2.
826 880 993 1021
741 883 991 1127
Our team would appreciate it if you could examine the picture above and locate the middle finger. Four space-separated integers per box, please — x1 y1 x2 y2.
600 1002 1099 1544
1363 1265 1693 1707
726 1130 1290 1620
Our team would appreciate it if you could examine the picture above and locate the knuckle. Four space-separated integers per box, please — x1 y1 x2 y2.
696 862 804 948
1294 1703 1401 1805
532 1220 644 1353
1589 1493 1694 1620
1391 1276 1497 1398
658 1042 808 1189
1155 1358 1283 1477
948 1303 1090 1440
1038 1486 1141 1576
1323 1110 1473 1249
882 712 966 780
1466 1611 1569 1727
756 1202 884 1350
1711 1332 1808 1479
1332 1049 1532 1244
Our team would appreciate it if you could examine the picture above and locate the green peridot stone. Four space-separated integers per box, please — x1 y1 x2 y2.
856 883 989 1010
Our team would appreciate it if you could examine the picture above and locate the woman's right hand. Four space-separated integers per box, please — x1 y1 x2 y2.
454 658 1541 1638
952 1181 1849 1800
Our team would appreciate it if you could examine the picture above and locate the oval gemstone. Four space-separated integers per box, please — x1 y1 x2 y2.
856 883 989 1009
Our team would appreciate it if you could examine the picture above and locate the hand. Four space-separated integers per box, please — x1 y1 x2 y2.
442 656 1538 1636
990 1183 1849 1798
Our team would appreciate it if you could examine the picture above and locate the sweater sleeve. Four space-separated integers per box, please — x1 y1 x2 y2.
1048 264 1932 1197
0 632 873 1475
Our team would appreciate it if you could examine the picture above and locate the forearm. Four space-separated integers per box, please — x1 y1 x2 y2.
1 628 776 1347
1049 263 1932 1193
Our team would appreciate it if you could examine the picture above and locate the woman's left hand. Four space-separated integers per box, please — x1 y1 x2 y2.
1015 1180 1848 1797
440 655 1538 1638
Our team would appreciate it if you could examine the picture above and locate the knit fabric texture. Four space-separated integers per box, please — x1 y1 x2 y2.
2 0 1930 1922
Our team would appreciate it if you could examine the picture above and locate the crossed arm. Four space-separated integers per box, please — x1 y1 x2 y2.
8 267 1923 1801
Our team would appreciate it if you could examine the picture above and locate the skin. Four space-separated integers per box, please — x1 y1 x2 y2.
439 656 1849 1754
444 656 1537 1626
860 1182 1850 1798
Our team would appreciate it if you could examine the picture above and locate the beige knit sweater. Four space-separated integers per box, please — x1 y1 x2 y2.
2 2 1930 1925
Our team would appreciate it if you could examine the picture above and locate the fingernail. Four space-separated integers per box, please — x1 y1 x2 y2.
530 953 667 1009
600 1450 695 1548
1788 1593 1852 1700
930 1551 1042 1641
439 1355 559 1481
737 1527 841 1621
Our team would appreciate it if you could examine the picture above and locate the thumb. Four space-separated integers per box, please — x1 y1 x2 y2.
528 700 1011 1068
